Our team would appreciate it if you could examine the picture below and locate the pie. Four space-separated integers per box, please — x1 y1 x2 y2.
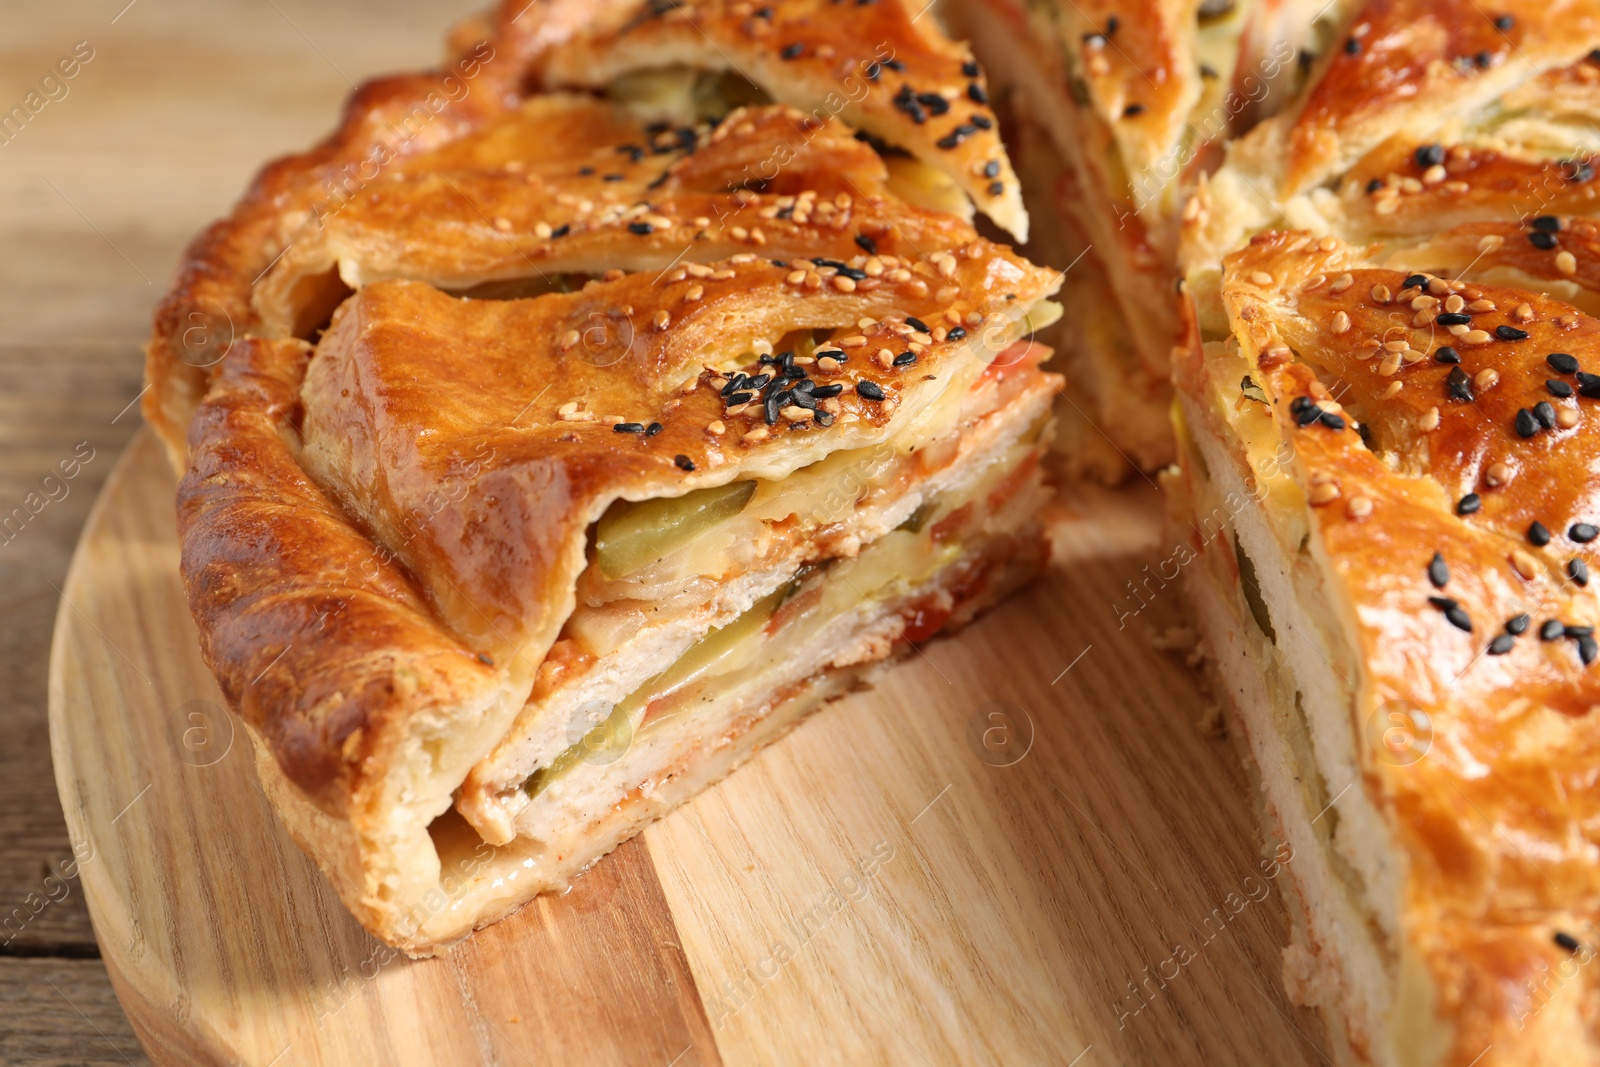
149 1 1060 954
1167 4 1600 1064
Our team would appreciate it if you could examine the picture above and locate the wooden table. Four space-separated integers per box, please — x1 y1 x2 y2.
6 3 1326 1064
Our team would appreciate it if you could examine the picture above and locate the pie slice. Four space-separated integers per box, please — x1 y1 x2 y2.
158 3 1063 955
1172 227 1600 1065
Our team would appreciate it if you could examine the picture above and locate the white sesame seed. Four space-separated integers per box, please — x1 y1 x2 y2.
1557 250 1578 275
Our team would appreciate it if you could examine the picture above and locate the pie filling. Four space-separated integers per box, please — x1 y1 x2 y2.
1169 339 1415 1062
454 326 1058 847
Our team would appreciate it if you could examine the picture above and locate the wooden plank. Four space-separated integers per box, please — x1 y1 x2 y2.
0 346 140 955
0 959 150 1067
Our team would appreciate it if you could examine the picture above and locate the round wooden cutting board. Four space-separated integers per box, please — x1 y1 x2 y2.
48 429 1325 1066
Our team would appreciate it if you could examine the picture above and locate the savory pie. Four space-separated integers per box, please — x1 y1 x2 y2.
1167 3 1600 1063
151 1 1061 954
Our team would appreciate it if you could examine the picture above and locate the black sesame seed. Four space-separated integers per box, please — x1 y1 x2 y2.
1402 273 1430 291
1429 597 1473 632
1496 325 1530 341
628 222 653 235
1550 352 1581 374
1366 178 1384 194
1568 625 1595 638
1549 379 1576 398
1447 366 1475 401
947 327 967 340
856 380 886 401
1457 493 1482 515
1344 37 1360 55
1436 312 1473 326
1435 346 1462 364
725 390 754 406
1488 634 1515 655
1475 50 1493 69
962 60 980 77
937 127 975 150
969 83 989 105
809 383 843 399
790 379 814 395
1571 523 1599 543
1557 931 1583 952
1320 410 1346 430
1529 230 1558 250
855 233 878 255
1579 372 1600 398
1542 619 1566 641
1428 551 1449 588
764 391 785 424
1564 159 1596 183
788 390 817 410
988 180 1005 196
1515 408 1540 437
893 351 918 367
1530 521 1552 546
780 42 804 59
1293 398 1324 426
983 160 1001 179
1507 613 1531 635
721 373 748 398
1582 634 1599 665
883 58 904 71
971 114 993 130
550 223 570 238
1494 14 1514 30
1106 15 1120 34
644 422 663 437
917 92 951 115
604 173 624 182
865 61 881 81
1534 401 1557 429
1415 144 1445 168
1530 215 1562 233
1570 558 1590 585
905 316 930 333
613 422 645 433
674 454 695 471
1123 103 1145 118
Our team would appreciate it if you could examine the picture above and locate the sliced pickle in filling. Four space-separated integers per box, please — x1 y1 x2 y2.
594 480 757 578
523 584 785 798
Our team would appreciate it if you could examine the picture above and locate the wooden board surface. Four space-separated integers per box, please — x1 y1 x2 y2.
48 429 1330 1066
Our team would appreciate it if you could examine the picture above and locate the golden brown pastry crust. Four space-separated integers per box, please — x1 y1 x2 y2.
156 2 1059 953
145 0 1025 467
1178 227 1600 1066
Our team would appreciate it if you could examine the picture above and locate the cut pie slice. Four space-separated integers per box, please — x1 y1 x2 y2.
161 1 1063 952
184 241 1060 954
1171 227 1600 1065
